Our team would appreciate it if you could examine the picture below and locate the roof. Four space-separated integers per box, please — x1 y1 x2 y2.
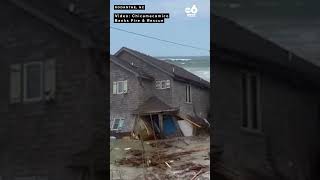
110 55 154 80
115 47 210 88
176 113 209 128
212 15 320 88
8 0 104 47
133 96 179 115
185 115 209 127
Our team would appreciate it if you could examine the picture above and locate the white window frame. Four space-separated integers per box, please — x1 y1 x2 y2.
186 84 192 103
117 81 125 94
111 118 125 131
113 80 128 94
10 64 22 104
23 62 43 103
241 72 262 132
155 80 170 89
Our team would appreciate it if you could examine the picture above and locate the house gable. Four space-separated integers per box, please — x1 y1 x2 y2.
114 50 176 108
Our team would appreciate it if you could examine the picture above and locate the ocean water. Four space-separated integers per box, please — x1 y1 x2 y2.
158 56 210 82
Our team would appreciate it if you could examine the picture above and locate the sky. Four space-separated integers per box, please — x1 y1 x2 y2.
110 0 210 57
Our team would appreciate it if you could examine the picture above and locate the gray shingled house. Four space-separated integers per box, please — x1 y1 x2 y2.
0 0 106 179
212 15 320 180
110 47 210 139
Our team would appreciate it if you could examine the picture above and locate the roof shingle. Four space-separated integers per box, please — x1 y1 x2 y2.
115 47 210 88
110 55 154 80
133 96 179 115
213 15 320 88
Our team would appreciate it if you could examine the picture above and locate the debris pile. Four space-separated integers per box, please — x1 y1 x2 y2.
111 136 210 179
117 148 208 168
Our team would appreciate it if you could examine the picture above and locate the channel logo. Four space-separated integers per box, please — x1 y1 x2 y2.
185 4 198 17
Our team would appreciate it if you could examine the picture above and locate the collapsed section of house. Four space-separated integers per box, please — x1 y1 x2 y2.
131 97 210 140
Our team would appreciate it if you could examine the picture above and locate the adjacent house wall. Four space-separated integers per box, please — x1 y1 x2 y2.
261 73 319 180
0 1 105 179
213 51 320 179
212 62 268 177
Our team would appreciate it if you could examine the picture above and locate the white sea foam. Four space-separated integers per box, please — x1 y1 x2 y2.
168 58 192 61
185 68 210 82
159 56 210 82
194 70 210 82
160 58 192 61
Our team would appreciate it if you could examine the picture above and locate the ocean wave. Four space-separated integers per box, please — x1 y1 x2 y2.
160 58 192 61
194 71 210 82
185 68 210 82
159 56 210 81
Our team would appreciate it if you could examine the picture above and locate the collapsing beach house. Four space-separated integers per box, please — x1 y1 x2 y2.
110 47 210 140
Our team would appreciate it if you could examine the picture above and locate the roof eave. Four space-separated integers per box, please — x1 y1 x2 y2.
114 47 175 77
9 0 95 47
110 58 140 77
133 108 179 115
213 44 320 89
173 74 210 89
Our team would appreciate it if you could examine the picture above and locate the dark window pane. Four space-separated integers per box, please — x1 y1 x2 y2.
118 82 124 93
242 74 248 127
251 76 258 129
188 85 191 102
26 64 41 99
113 119 120 129
161 81 166 88
186 85 188 102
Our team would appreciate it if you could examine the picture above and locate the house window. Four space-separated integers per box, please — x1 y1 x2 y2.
24 62 43 102
9 60 56 104
113 80 128 94
186 84 192 103
112 118 125 130
241 72 261 131
161 81 166 88
155 80 170 89
10 64 22 103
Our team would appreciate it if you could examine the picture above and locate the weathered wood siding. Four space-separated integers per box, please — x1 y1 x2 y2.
213 49 320 179
0 1 106 179
172 80 209 119
110 61 143 133
116 51 174 106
